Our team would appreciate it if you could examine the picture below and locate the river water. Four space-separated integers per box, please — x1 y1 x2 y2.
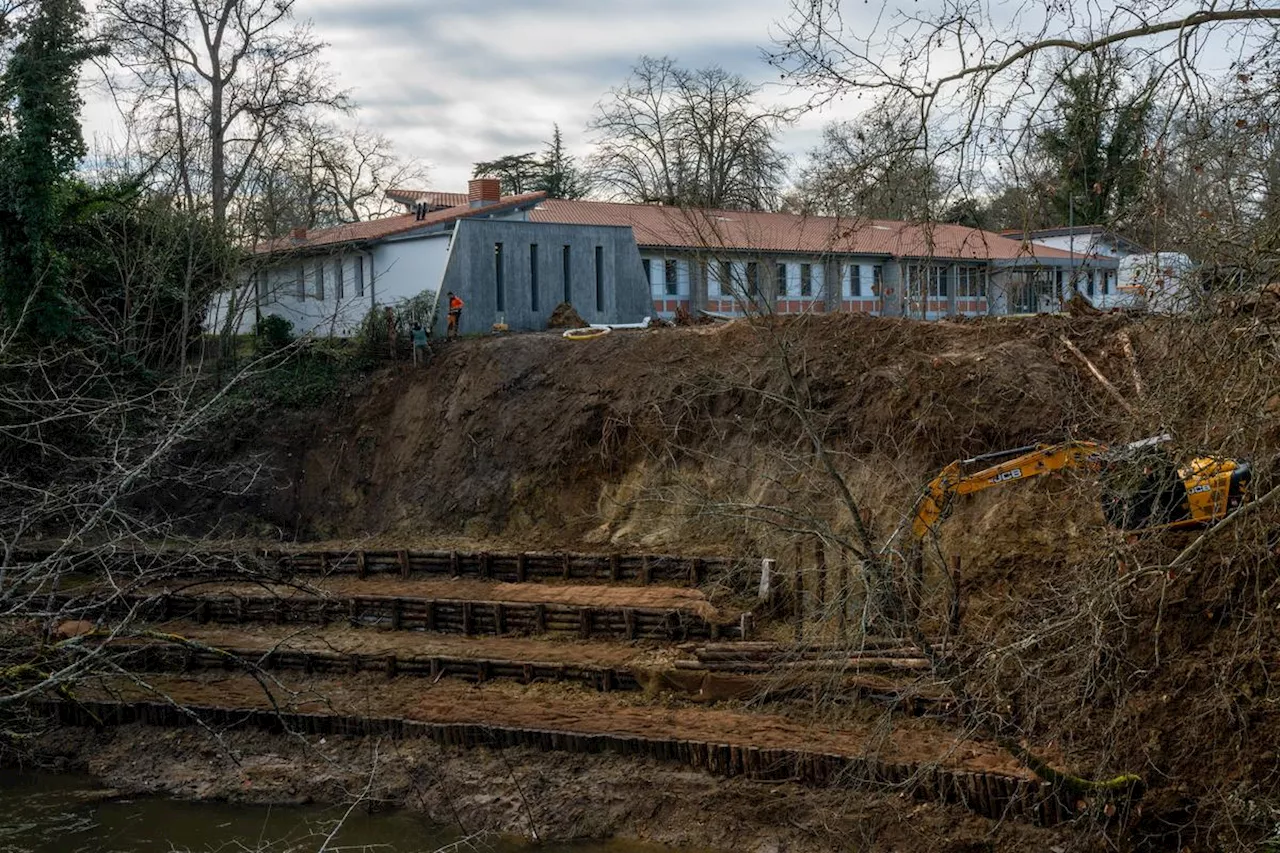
0 771 669 853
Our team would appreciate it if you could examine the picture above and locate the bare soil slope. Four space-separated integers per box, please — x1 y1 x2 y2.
222 314 1156 549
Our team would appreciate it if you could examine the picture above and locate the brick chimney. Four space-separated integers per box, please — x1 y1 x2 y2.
469 177 501 207
290 226 307 240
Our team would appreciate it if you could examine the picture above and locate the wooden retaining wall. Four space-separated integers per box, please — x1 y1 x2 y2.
125 644 641 692
75 593 748 641
34 698 1084 826
24 548 744 588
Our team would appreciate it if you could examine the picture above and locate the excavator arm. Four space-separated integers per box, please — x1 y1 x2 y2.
912 441 1106 539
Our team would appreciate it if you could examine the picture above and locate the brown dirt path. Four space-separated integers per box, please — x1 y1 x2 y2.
81 672 1029 778
145 622 673 667
143 576 726 618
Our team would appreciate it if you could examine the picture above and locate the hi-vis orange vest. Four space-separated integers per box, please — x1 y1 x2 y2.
449 295 464 311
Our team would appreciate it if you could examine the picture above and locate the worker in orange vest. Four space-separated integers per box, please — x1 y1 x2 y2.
446 291 464 340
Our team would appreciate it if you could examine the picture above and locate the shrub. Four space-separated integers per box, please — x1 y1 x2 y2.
254 314 294 352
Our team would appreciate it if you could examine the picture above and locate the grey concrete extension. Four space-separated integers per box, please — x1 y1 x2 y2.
435 219 651 337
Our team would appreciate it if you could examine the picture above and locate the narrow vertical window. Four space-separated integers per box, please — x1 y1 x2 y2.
296 266 305 300
663 259 678 296
746 262 759 298
594 245 604 312
314 260 325 300
562 245 571 303
776 262 787 298
335 259 344 300
872 265 883 296
355 256 365 297
719 260 732 297
495 243 505 312
530 244 539 312
800 263 812 297
642 258 651 285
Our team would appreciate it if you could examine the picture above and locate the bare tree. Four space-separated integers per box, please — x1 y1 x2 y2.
98 0 346 234
589 55 789 210
246 119 428 239
786 101 944 219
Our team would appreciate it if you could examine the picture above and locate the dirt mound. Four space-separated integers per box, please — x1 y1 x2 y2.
546 301 588 329
207 313 1173 550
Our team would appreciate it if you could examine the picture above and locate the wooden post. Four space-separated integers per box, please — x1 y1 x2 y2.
494 602 506 635
739 612 754 640
398 549 410 579
640 556 651 585
462 602 473 635
579 607 592 639
449 550 460 577
792 540 805 642
424 600 436 632
390 598 402 630
385 654 398 679
838 552 850 644
356 551 367 579
516 553 527 583
562 553 571 580
609 553 620 582
814 538 827 611
758 558 775 607
480 552 491 580
623 608 636 640
535 603 546 634
949 554 963 633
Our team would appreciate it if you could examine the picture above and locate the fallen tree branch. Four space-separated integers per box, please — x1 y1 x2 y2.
1060 335 1136 417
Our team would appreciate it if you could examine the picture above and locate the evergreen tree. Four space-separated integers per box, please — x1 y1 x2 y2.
0 0 96 337
472 152 542 195
537 124 589 199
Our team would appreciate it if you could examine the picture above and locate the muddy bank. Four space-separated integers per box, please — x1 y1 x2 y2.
26 725 1064 853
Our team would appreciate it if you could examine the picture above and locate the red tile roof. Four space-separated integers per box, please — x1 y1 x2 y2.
385 188 469 209
254 192 547 255
530 199 1084 262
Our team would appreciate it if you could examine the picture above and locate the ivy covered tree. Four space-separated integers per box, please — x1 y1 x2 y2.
0 0 97 337
1037 50 1154 227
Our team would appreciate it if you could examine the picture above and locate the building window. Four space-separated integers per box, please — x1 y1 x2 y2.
355 256 365 297
664 259 678 296
314 260 325 300
563 245 571 303
800 263 812 297
957 266 985 299
642 258 651 284
1086 270 1096 297
927 265 948 299
746 262 759 298
495 242 505 312
718 260 732 297
296 266 305 300
775 262 787 298
334 259 344 300
530 244 539 312
594 246 604 312
872 265 883 296
845 264 859 299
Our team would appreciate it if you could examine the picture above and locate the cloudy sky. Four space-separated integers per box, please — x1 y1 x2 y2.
307 0 844 191
86 0 859 193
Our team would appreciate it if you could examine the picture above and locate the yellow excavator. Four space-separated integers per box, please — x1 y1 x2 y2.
912 434 1252 540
